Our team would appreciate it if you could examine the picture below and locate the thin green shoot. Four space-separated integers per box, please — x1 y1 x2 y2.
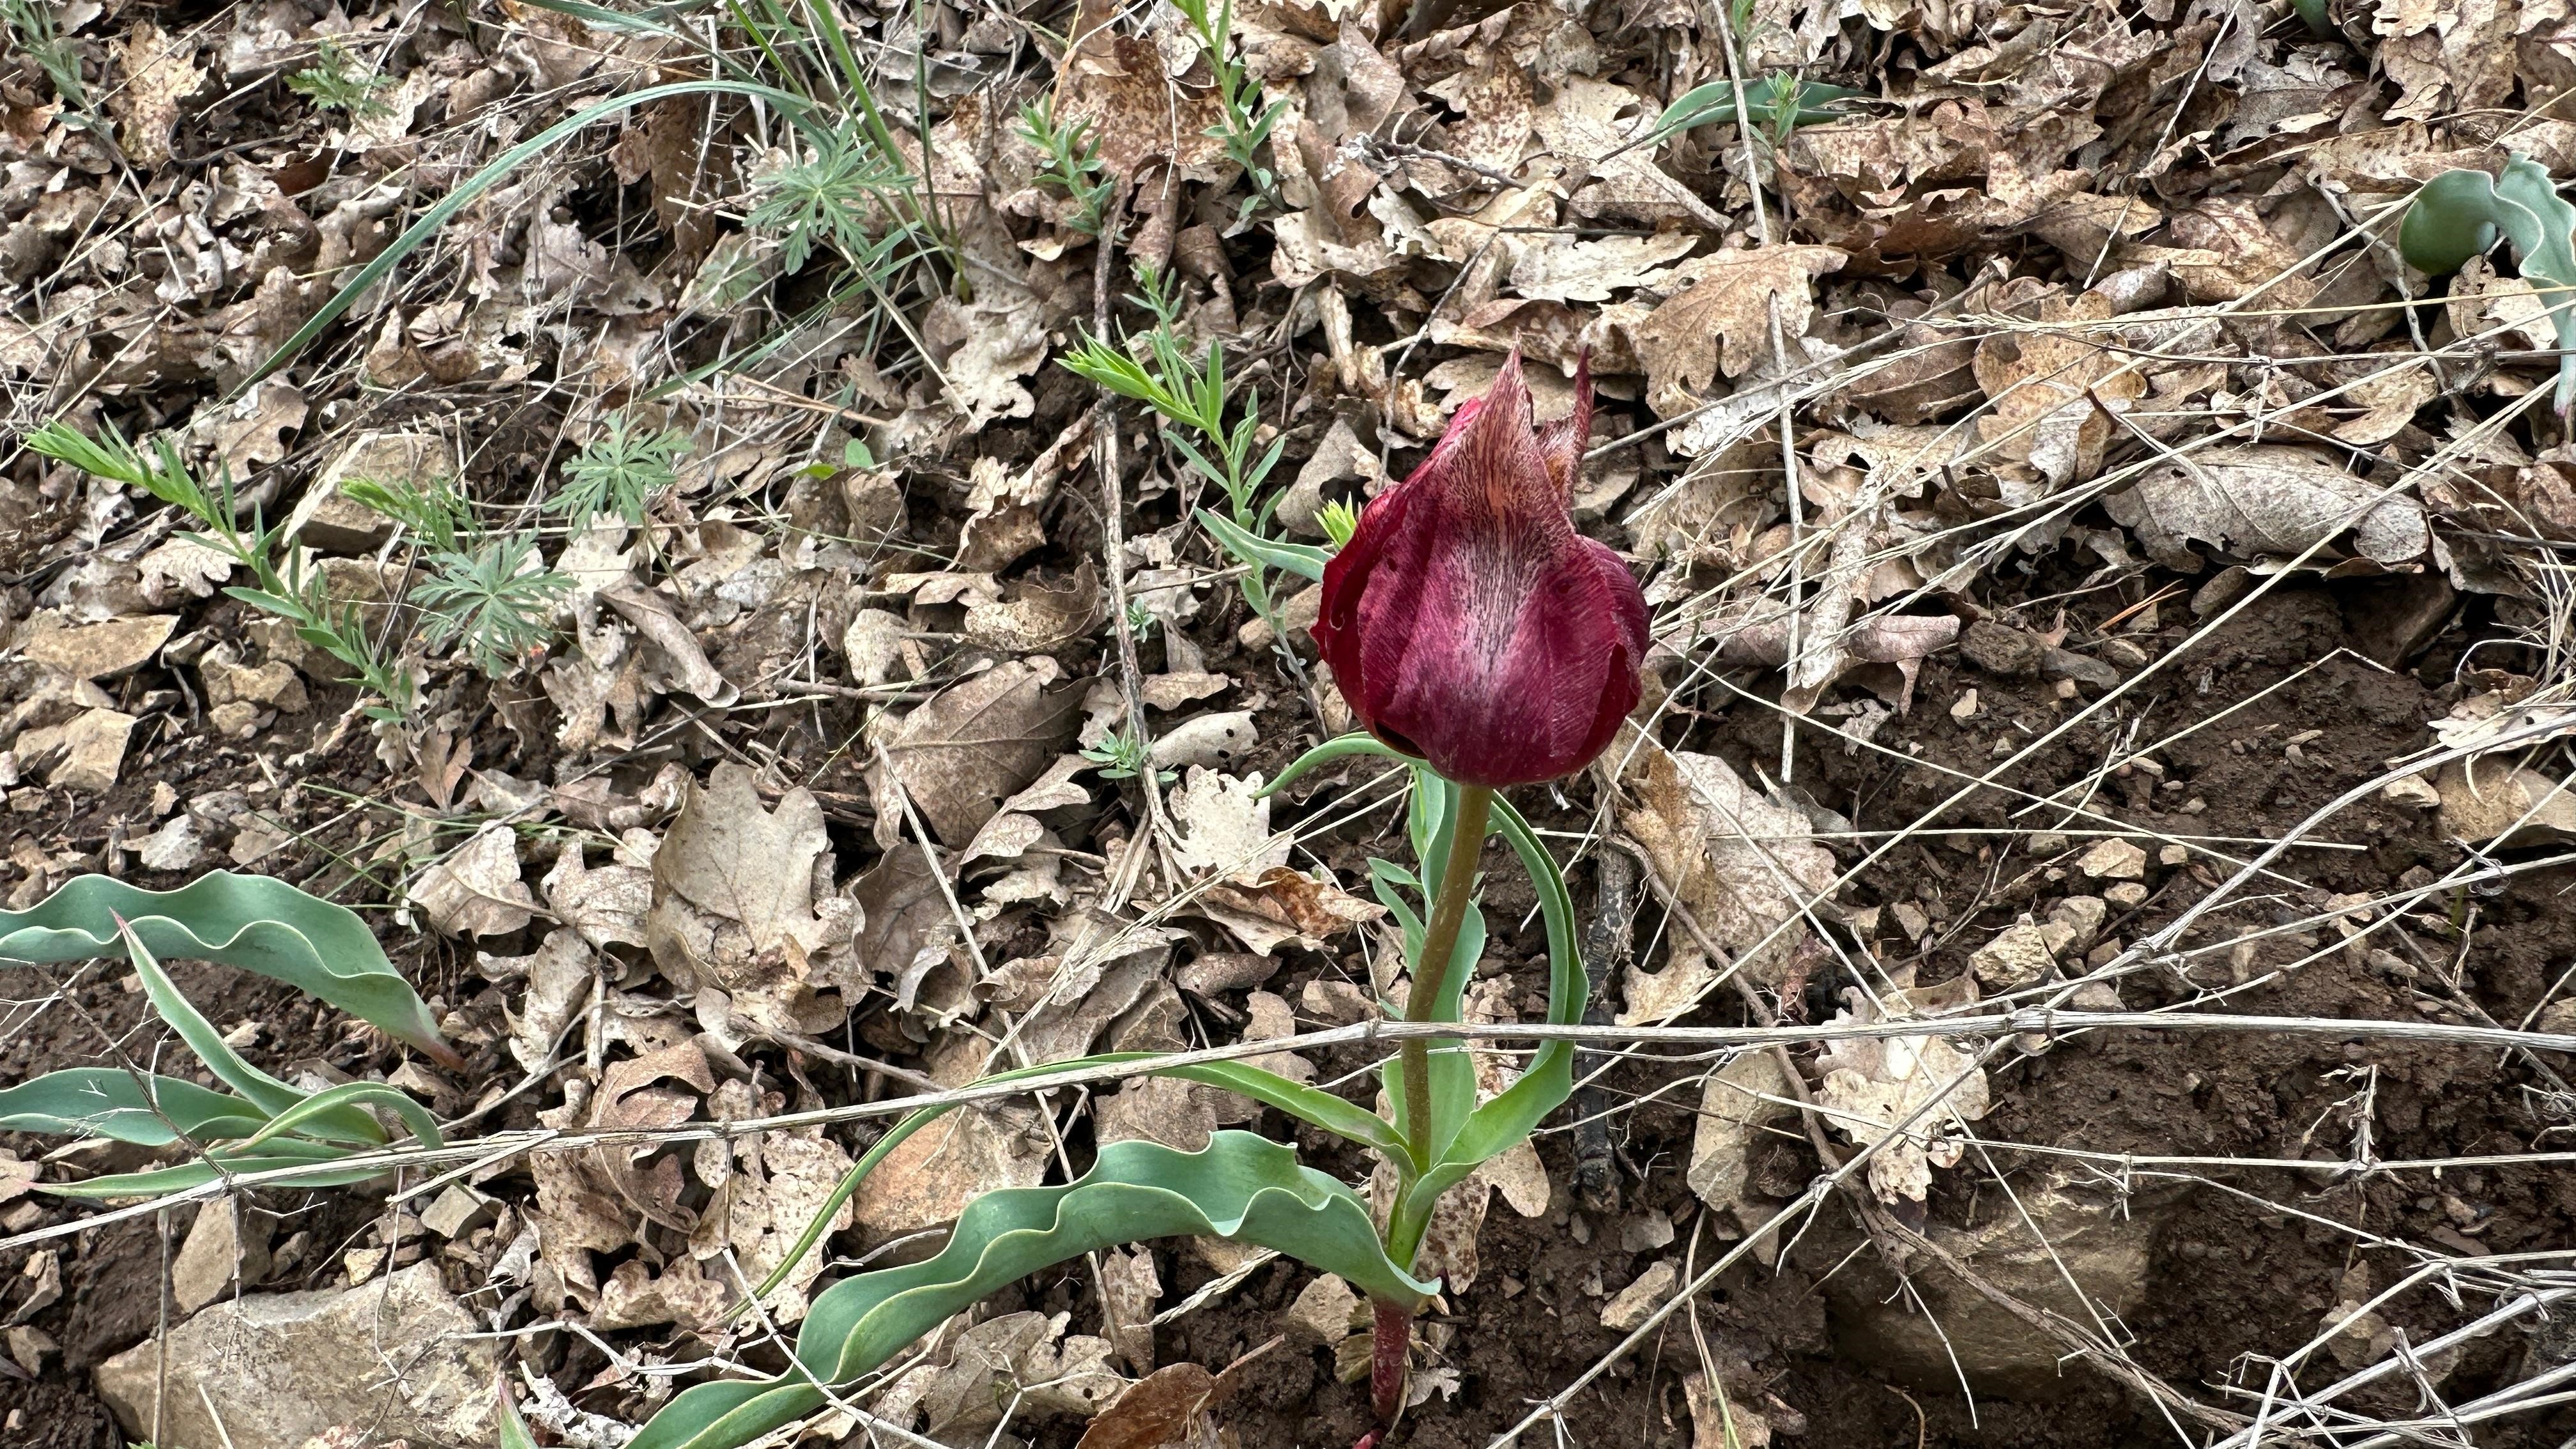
1018 94 1114 236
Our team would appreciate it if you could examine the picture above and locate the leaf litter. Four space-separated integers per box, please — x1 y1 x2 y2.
8 0 2576 1443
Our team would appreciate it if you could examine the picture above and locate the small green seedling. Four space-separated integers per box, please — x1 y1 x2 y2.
1018 94 1114 236
287 38 396 119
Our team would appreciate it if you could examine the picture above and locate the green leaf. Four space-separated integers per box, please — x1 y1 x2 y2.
1197 509 1328 582
0 872 456 1067
2400 154 2576 411
235 1080 440 1155
0 1069 266 1147
1653 75 1866 141
116 924 376 1143
627 1132 1430 1449
1263 731 1413 797
241 80 817 389
42 1142 387 1199
497 1370 540 1449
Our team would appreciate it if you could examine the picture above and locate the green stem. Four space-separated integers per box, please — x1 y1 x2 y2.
1400 784 1490 1169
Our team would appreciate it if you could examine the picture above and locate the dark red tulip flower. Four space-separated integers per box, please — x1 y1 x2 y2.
1310 351 1650 788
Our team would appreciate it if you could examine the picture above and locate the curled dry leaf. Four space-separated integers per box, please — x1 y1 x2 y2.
2104 447 2428 568
1632 247 1847 418
1971 288 2145 488
482 928 595 1071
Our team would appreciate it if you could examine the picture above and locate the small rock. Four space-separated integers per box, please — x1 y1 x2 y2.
2041 647 2123 689
2047 896 2107 951
20 708 138 792
96 1262 495 1448
1970 920 2057 992
1959 620 2044 677
1621 1209 1676 1254
291 432 452 554
2069 979 2124 1011
6 1325 56 1376
210 700 264 739
1600 1260 1680 1333
1284 1273 1360 1347
134 815 206 872
2075 838 2147 880
1281 585 1322 639
1889 901 1931 942
172 1195 273 1315
20 614 178 680
2191 565 2255 618
2104 882 2149 908
2380 774 2441 809
2157 844 2189 867
1949 688 1979 720
2028 832 2069 855
1237 616 1276 650
418 1185 497 1240
201 645 309 714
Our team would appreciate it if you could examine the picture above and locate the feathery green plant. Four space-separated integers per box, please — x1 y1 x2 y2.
410 536 574 679
26 421 415 716
1018 94 1114 236
553 415 692 526
286 37 396 119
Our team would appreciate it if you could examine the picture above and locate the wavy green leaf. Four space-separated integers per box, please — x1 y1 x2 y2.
118 923 372 1141
235 1080 440 1155
629 1132 1429 1449
0 1069 266 1147
0 871 455 1066
2400 154 2576 411
1653 75 1867 141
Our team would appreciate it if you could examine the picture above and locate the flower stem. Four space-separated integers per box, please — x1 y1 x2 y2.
1400 783 1490 1172
1369 1296 1412 1423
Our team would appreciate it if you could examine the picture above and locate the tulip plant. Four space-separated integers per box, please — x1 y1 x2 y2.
629 355 1646 1448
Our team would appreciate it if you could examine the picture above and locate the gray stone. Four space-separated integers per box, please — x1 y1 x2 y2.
291 432 452 554
2047 896 2108 951
171 1194 272 1314
1959 620 2044 678
2041 647 2123 689
20 614 178 680
96 1262 496 1448
1824 1174 2177 1397
2076 838 2147 880
418 1185 498 1240
1601 1260 1679 1332
1284 1272 1360 1347
1970 919 2057 992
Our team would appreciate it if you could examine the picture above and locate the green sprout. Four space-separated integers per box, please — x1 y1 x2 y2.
1018 94 1114 236
286 38 395 119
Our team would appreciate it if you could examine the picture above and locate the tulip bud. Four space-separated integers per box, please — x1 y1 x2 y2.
1310 351 1649 788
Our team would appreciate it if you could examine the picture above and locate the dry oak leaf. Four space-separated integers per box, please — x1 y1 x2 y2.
871 658 1084 847
1537 77 1728 231
1054 0 1228 176
1609 730 1836 985
1814 987 1990 1205
1970 288 2145 488
2104 446 2428 567
413 822 541 937
654 762 831 952
115 26 204 168
1632 247 1846 418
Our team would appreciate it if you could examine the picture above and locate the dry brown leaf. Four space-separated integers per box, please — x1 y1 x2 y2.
542 843 652 951
2104 446 2428 567
483 928 595 1070
1077 1363 1220 1449
413 822 540 937
1610 732 1836 985
1814 983 1991 1205
1970 287 2145 488
1538 77 1727 230
114 26 203 168
873 659 1084 847
687 1116 852 1324
1632 247 1846 417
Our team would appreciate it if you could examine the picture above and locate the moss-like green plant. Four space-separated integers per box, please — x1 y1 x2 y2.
2400 153 2576 413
